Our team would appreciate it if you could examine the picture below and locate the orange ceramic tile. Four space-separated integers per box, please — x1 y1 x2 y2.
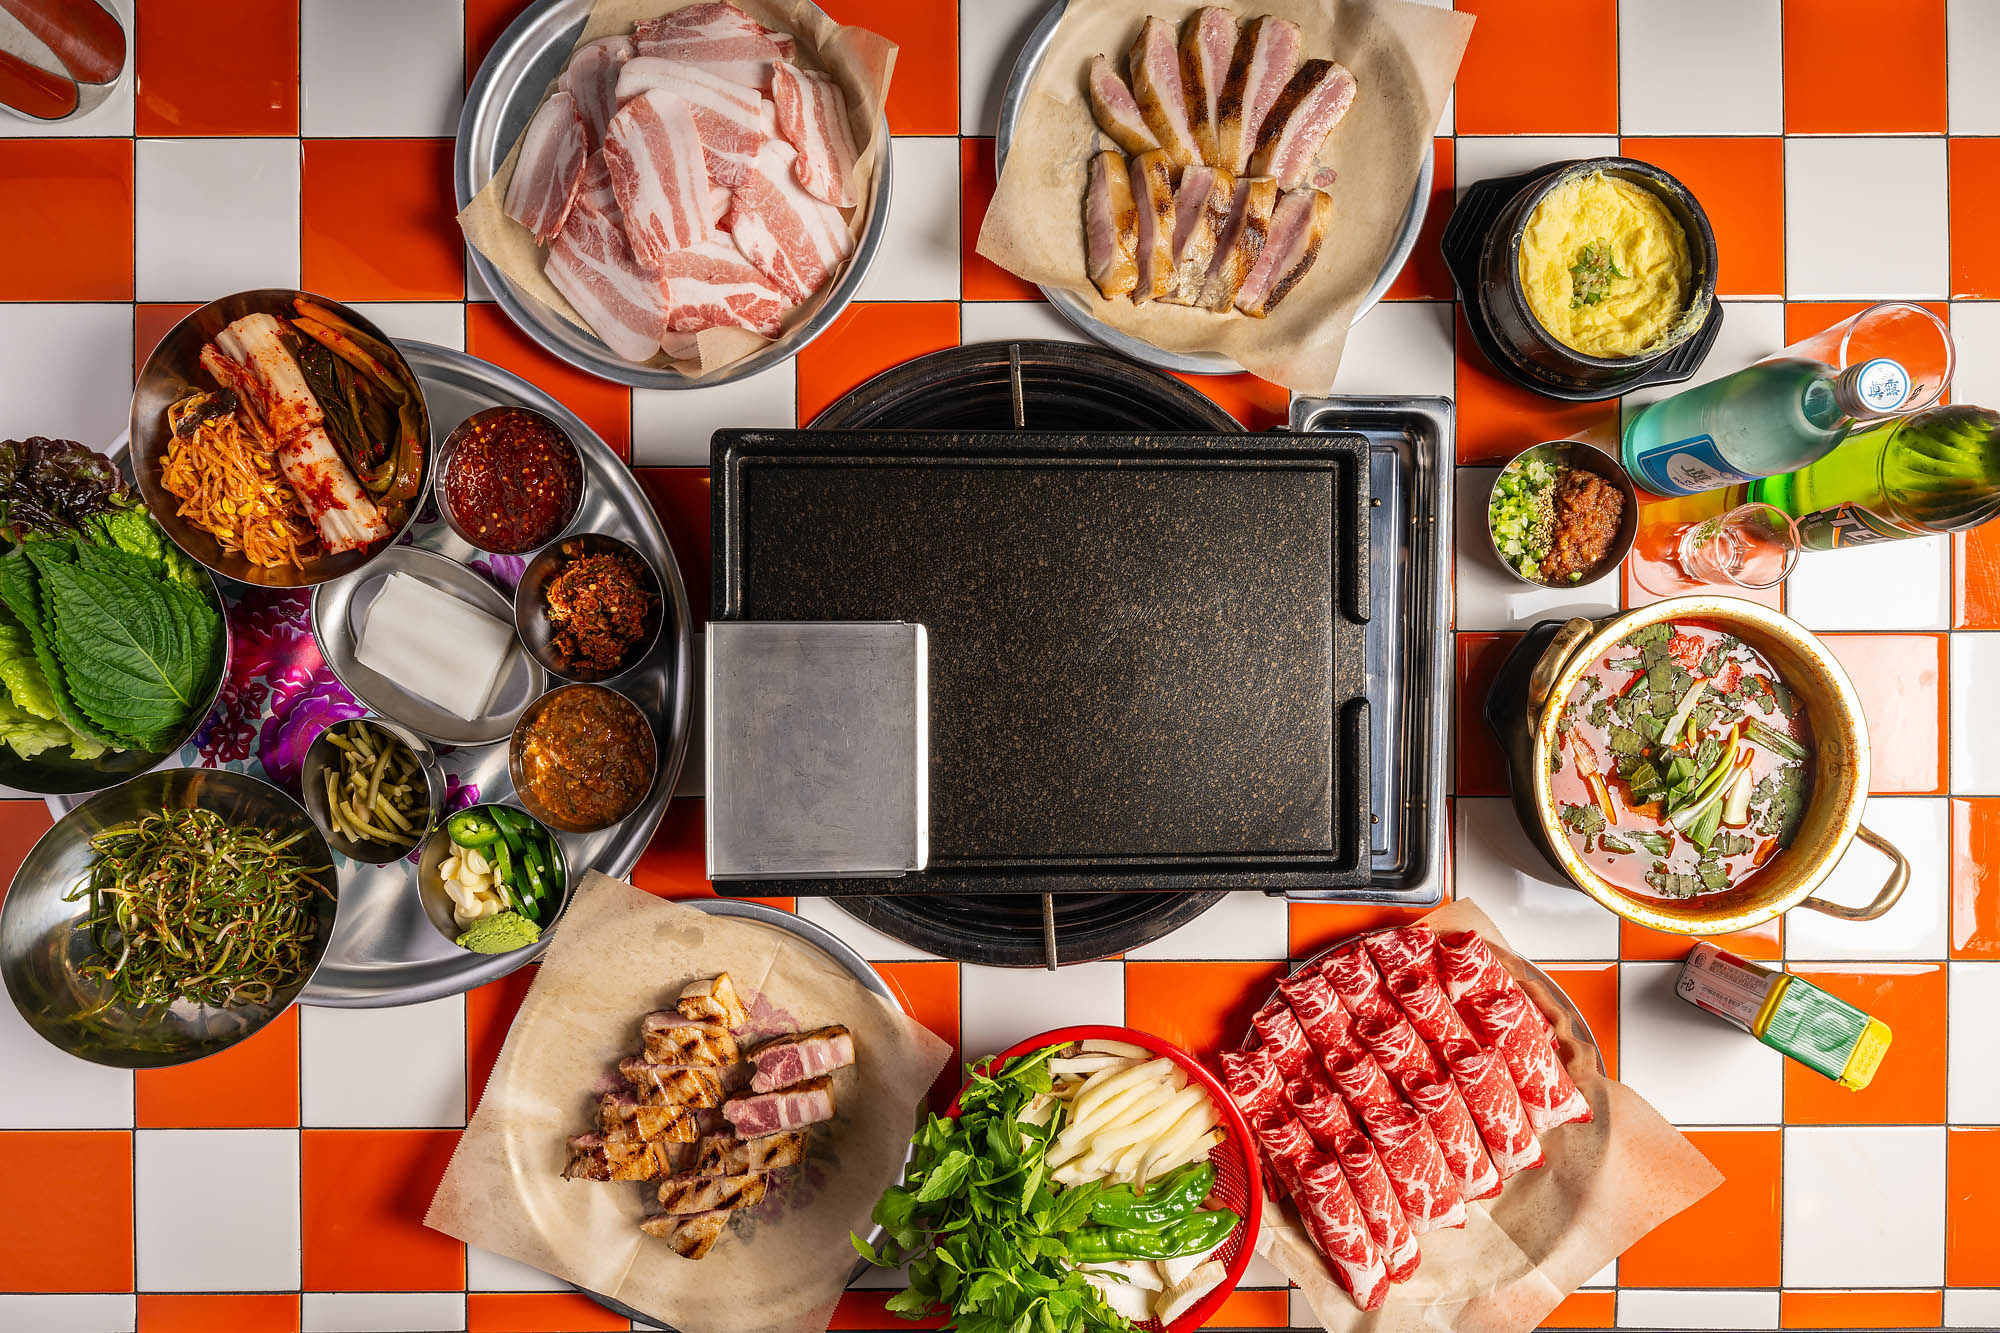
821 0 957 135
1385 138 1454 302
633 467 713 623
1455 309 1619 465
1624 486 1786 613
1453 0 1616 134
1779 1290 1942 1329
1123 960 1287 1065
1618 1128 1780 1288
1783 0 1945 133
1543 962 1618 1079
1947 1127 2000 1286
628 797 793 911
831 1290 945 1328
467 304 632 459
1203 1287 1292 1326
1955 521 2000 627
1617 139 1785 299
1952 798 2000 958
0 140 132 300
1620 915 1782 963
302 139 465 302
133 304 199 378
1456 632 1517 796
1785 301 1950 351
302 1129 465 1291
137 1294 299 1333
0 798 53 904
878 960 961 1114
1950 139 2000 298
466 1292 628 1332
1821 634 1947 794
1174 372 1291 431
960 138 1039 302
1289 901 1445 961
135 0 298 134
1538 1289 1616 1328
797 302 959 423
136 1005 299 1128
0 1131 131 1291
1782 964 1944 1124
467 0 538 83
465 966 537 1120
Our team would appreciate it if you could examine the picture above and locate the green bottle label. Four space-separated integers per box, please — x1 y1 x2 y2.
1794 503 1909 550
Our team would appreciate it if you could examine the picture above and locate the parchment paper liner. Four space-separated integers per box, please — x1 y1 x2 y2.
1261 898 1723 1332
425 873 951 1333
457 0 897 378
974 0 1472 395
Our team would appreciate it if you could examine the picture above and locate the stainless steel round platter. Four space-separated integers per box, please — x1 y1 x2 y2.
455 0 894 390
994 0 1433 376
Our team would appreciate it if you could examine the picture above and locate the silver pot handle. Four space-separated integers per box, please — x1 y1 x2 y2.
1799 824 1909 922
1527 617 1597 714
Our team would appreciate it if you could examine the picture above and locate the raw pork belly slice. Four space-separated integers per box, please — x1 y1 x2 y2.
605 90 713 267
1219 1047 1284 1119
723 1074 835 1137
1179 7 1237 167
726 138 853 301
1250 1000 1311 1078
1439 1038 1544 1178
1196 174 1277 311
641 1014 740 1066
746 1024 855 1092
1363 924 1442 987
659 238 791 337
691 1129 808 1176
1216 15 1303 173
615 57 774 189
1323 1044 1398 1111
634 1 786 91
1161 163 1236 307
503 91 588 243
577 150 619 219
1333 1132 1420 1282
1233 185 1331 317
1289 1154 1389 1310
1461 987 1592 1134
1356 1099 1466 1235
1402 1070 1501 1201
1128 16 1201 167
546 198 666 362
1085 149 1140 300
1355 1010 1442 1094
1247 59 1356 189
1318 942 1399 1024
559 35 636 150
771 62 859 206
1086 53 1157 156
1127 148 1176 303
1389 966 1475 1050
563 1133 673 1181
1286 1070 1356 1152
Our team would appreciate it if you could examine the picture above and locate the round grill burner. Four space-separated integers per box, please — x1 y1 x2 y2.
809 340 1239 967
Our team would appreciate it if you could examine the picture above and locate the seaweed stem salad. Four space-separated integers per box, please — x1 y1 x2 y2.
1552 620 1812 899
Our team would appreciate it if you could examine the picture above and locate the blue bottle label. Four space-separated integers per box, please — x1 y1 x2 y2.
1629 433 1759 497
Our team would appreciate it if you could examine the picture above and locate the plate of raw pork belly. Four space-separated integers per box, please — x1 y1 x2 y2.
457 0 895 388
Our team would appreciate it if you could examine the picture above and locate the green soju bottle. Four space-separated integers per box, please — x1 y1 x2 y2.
1747 405 2000 550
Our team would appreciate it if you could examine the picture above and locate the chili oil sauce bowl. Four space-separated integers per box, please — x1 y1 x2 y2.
508 682 659 834
434 404 586 556
513 532 665 684
416 803 571 951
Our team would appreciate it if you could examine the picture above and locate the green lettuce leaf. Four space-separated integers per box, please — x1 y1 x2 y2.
0 698 79 759
0 548 124 754
82 503 205 589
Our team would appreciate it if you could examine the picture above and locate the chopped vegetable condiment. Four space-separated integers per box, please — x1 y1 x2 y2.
320 721 425 848
516 687 654 830
430 803 559 943
441 408 582 554
1489 456 1625 583
543 544 655 677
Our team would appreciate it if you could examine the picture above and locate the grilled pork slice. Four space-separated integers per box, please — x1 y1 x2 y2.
619 1057 726 1108
748 1025 855 1093
656 1171 768 1215
723 1075 835 1138
1198 175 1279 311
1085 150 1140 300
677 973 750 1029
1127 149 1176 303
692 1129 809 1176
641 1014 740 1066
563 1133 673 1182
1234 186 1333 317
1087 54 1157 156
640 1208 728 1258
1179 8 1237 167
1128 17 1201 168
599 1091 700 1144
1215 16 1303 174
1247 60 1356 189
1162 165 1236 306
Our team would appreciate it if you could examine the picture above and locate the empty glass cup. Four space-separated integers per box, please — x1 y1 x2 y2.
1675 503 1801 589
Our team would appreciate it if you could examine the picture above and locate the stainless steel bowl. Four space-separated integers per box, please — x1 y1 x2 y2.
1485 440 1639 589
300 717 446 865
512 532 664 684
129 289 434 589
0 769 339 1068
415 803 571 949
509 682 658 833
434 405 586 555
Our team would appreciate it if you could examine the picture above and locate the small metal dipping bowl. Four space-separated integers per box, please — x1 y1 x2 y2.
512 532 665 684
1486 440 1639 589
300 717 446 866
508 683 658 834
0 769 339 1068
415 803 571 949
433 405 586 555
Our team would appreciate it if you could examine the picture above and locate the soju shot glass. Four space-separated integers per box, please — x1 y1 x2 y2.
1676 503 1801 589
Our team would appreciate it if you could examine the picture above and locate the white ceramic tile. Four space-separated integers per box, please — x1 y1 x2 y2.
1948 301 2000 404
632 363 796 464
0 1295 136 1332
135 1130 299 1290
856 138 961 303
301 1292 466 1332
1946 1288 2000 1328
0 304 133 450
300 0 464 138
795 896 947 962
0 963 132 1127
1452 799 1621 960
301 996 465 1127
1785 798 1948 959
1237 1253 1290 1288
1618 0 1781 134
1125 892 1289 960
1454 138 1619 203
848 1260 911 1289
1950 0 2000 131
1453 468 1624 632
960 0 1058 136
346 302 465 352
1620 961 1784 1124
1332 300 1454 398
959 300 1087 346
1950 962 2000 1122
1786 138 1948 299
1951 632 2000 794
465 1244 567 1292
1786 537 1952 630
1288 1288 1317 1329
1581 1258 1616 1289
0 0 135 138
960 961 1122 1059
1785 1125 1944 1286
1616 1288 1779 1329
136 138 300 301
1620 301 1786 416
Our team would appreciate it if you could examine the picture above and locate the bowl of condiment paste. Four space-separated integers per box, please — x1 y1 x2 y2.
436 406 584 555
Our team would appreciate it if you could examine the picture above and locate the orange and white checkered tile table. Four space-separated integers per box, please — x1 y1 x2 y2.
1 0 1998 1330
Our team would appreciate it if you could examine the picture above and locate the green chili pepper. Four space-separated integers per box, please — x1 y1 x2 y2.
1088 1161 1214 1229
446 811 501 847
1070 1207 1239 1262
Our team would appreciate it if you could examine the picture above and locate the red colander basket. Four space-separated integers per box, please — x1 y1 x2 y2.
947 1024 1263 1333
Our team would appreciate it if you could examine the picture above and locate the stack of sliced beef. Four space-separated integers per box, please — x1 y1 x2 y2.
1084 7 1354 318
501 2 861 363
561 971 858 1261
1219 925 1591 1310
